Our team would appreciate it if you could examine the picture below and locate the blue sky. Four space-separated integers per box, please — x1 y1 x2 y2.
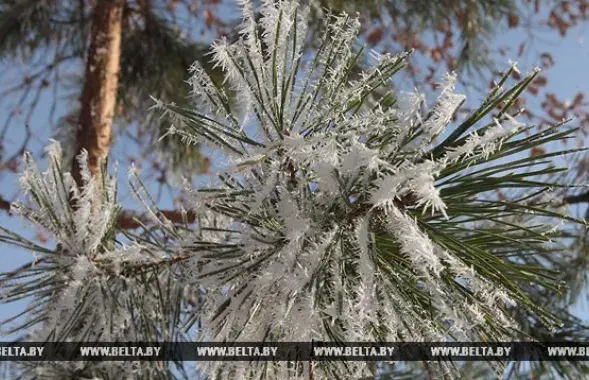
1 4 589 338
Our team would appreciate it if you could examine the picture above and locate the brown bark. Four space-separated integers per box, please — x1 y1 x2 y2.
1 194 197 230
71 0 125 188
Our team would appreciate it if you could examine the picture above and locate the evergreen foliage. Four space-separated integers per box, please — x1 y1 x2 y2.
1 1 586 378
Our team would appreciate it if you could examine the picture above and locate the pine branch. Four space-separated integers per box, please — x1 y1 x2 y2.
0 194 195 230
2 1 587 378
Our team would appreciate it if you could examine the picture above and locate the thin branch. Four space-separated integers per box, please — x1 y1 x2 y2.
0 197 196 230
564 191 589 205
0 196 11 212
117 208 197 229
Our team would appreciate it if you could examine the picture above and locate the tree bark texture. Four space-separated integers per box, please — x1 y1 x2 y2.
72 0 124 187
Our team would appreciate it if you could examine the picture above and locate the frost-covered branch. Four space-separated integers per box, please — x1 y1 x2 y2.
146 1 584 378
0 192 196 230
0 1 586 379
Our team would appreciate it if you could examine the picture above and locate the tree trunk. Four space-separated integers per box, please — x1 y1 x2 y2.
71 0 124 188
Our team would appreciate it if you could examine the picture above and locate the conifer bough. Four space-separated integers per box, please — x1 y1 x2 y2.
1 0 586 378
